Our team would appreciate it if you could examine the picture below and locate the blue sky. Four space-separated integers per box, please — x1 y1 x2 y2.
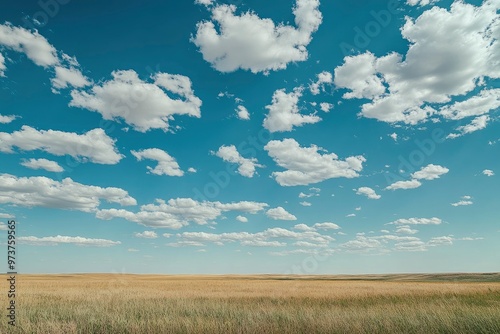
0 0 499 274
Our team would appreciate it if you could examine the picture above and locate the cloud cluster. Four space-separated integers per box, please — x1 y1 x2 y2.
192 0 322 73
0 23 90 91
386 164 448 190
355 187 381 200
131 148 184 176
334 1 500 127
265 138 365 186
214 145 263 178
0 174 136 212
96 198 268 229
266 207 297 221
19 235 120 247
70 70 202 132
0 126 123 164
20 158 64 172
263 88 320 132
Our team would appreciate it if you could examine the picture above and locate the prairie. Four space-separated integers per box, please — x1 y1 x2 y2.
1 273 499 333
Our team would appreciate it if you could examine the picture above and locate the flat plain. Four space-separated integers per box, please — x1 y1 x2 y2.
1 273 499 333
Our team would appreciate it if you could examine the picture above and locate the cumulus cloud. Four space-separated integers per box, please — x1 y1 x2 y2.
192 0 322 73
172 226 334 248
355 187 381 199
96 198 268 229
131 148 184 177
334 1 500 125
319 103 333 112
0 24 90 90
407 0 438 6
411 164 449 180
0 23 58 67
0 174 136 212
448 115 490 138
0 126 123 164
134 231 158 239
313 222 341 230
265 138 365 186
70 70 202 132
266 207 297 221
51 66 91 90
214 145 263 178
20 158 64 172
300 201 312 207
440 89 500 120
235 105 250 120
385 179 422 190
263 88 321 132
18 235 120 247
0 114 18 124
483 169 494 177
310 71 333 95
236 215 248 223
389 217 442 225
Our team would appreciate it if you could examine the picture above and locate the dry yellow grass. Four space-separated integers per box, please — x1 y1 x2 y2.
2 274 499 333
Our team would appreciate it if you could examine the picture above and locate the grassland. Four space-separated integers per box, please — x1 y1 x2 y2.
2 273 499 333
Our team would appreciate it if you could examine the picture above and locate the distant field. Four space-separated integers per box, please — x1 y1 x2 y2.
2 273 499 333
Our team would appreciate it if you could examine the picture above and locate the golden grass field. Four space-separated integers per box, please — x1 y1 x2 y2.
1 273 499 333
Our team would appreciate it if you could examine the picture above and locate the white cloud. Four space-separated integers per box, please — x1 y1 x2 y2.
300 201 312 207
355 187 381 200
313 222 341 230
195 0 213 6
20 158 64 172
0 114 17 124
411 164 449 180
263 88 320 132
192 0 322 73
70 70 202 132
131 148 184 177
97 198 268 229
334 52 386 100
18 235 120 247
441 89 500 120
0 213 14 219
451 200 473 207
0 24 90 91
386 179 422 190
407 0 438 6
319 103 333 112
293 224 316 232
235 105 250 120
265 138 365 186
427 236 453 246
389 217 442 225
134 231 158 239
0 53 5 76
395 225 419 234
0 126 123 164
174 226 334 248
0 174 136 212
448 115 490 138
188 167 197 173
236 215 248 223
214 145 263 178
266 207 297 221
389 133 398 141
310 71 332 95
51 66 91 90
0 23 58 67
483 169 495 177
334 1 500 125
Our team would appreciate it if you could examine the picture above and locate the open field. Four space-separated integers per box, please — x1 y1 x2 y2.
2 273 500 333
